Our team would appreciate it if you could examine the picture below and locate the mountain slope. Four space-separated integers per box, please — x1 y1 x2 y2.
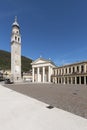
0 50 32 72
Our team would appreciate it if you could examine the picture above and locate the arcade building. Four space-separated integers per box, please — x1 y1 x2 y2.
31 58 87 85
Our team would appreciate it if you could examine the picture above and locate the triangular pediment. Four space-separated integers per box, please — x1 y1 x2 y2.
31 58 50 65
31 57 56 67
35 59 47 64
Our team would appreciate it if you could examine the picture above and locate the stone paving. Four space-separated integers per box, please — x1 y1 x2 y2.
1 84 87 130
4 83 87 119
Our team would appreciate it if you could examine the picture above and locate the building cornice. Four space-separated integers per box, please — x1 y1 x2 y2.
54 60 87 69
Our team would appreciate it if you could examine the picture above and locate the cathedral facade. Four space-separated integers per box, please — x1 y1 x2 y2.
31 58 56 83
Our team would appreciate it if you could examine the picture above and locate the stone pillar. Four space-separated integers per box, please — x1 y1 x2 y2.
43 67 45 83
61 69 62 75
63 77 65 84
53 77 54 83
75 66 77 72
79 76 81 85
58 69 59 75
32 67 34 82
79 65 81 73
67 77 69 84
84 76 86 85
37 67 40 82
55 69 57 75
63 68 65 75
54 77 56 83
84 64 86 73
48 66 51 82
71 67 72 74
67 68 69 74
71 77 72 84
75 76 77 84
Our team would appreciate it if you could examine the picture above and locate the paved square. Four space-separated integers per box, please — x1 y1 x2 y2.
1 84 87 130
4 83 87 119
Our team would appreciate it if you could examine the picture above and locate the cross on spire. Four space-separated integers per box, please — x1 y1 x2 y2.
15 16 17 22
12 16 19 27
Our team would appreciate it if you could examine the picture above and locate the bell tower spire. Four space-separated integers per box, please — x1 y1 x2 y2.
11 16 21 82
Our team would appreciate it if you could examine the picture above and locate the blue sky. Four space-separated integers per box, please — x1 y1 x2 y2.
0 0 87 66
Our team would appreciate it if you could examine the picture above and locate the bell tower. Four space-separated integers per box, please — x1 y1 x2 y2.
11 16 21 82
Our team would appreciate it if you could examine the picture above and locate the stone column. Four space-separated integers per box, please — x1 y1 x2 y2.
84 64 86 73
61 77 63 84
32 67 34 82
75 66 77 73
55 77 56 83
75 76 77 84
79 76 81 85
84 76 86 85
63 68 65 75
53 77 54 83
37 67 40 82
79 65 81 73
48 66 51 82
61 69 62 75
67 77 69 84
71 67 72 74
55 69 57 75
71 77 72 84
67 68 69 74
43 67 45 83
58 69 59 75
64 77 65 84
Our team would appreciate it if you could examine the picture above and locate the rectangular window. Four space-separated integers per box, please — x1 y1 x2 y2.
62 69 64 74
73 67 75 73
81 65 84 73
66 68 67 74
69 68 71 73
77 66 79 73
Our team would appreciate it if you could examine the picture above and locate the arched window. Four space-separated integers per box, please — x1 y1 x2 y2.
16 31 19 34
15 36 17 40
18 37 20 42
